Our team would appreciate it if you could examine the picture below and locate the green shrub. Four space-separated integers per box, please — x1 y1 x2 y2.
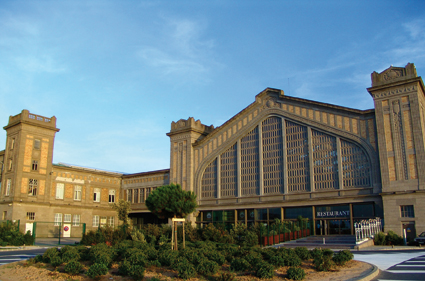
314 251 334 272
124 248 148 267
158 249 179 266
295 247 310 260
284 251 302 267
118 259 132 276
230 223 259 247
34 254 43 263
374 232 386 245
129 264 145 281
60 245 80 262
244 250 263 266
175 259 197 280
148 259 161 267
86 263 108 279
64 260 83 275
50 255 63 267
0 222 34 246
43 247 60 263
202 224 223 242
310 248 322 259
230 258 251 272
217 272 236 281
88 243 115 267
387 230 403 245
196 259 219 275
332 250 354 266
255 261 274 279
269 255 286 268
205 251 226 265
287 266 306 280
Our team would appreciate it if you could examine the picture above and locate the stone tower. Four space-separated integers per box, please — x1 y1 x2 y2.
368 63 425 234
1 110 59 220
167 117 214 192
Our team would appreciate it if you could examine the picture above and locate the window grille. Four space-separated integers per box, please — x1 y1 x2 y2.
312 130 338 190
5 179 11 196
201 159 217 198
56 183 64 199
32 160 38 171
341 140 371 187
241 126 260 196
93 215 99 227
286 121 310 192
127 189 132 202
140 188 145 203
262 117 283 194
93 188 100 202
74 185 82 200
54 213 62 226
26 212 35 220
109 216 115 227
64 214 71 222
108 189 115 203
400 205 414 218
134 189 139 203
220 144 237 197
73 214 80 226
28 179 38 196
146 187 151 199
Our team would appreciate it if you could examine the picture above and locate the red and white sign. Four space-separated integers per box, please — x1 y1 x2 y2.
64 226 69 232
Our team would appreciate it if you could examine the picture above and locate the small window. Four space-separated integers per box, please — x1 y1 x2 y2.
100 216 107 226
28 179 38 196
26 212 35 220
108 216 114 227
73 214 80 226
32 160 38 171
74 185 82 201
93 215 99 227
2 211 7 220
8 159 12 171
54 213 62 226
64 214 71 223
93 188 100 202
134 189 139 203
56 183 64 199
34 139 41 150
401 205 415 218
5 179 11 196
108 189 115 203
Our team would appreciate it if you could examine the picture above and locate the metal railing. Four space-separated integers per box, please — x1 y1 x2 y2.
354 217 382 242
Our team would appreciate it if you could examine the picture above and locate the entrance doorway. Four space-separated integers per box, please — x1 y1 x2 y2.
402 222 416 241
316 219 351 235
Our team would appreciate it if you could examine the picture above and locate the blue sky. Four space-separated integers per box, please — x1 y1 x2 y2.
1 0 424 174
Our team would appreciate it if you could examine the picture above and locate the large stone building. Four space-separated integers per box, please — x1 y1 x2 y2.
0 63 424 240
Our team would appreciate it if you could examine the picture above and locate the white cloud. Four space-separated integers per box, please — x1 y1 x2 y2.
14 55 66 73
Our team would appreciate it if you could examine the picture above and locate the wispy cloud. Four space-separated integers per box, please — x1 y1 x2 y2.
136 15 218 79
14 55 66 73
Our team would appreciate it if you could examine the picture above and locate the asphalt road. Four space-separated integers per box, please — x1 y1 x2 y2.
354 250 425 280
0 248 49 266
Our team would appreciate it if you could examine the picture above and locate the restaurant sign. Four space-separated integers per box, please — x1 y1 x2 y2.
316 205 350 218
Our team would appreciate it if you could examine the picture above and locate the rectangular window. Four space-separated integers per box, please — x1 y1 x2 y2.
73 214 80 226
2 211 6 220
127 189 132 202
26 212 35 220
74 185 82 201
134 189 139 203
32 160 38 171
8 159 12 171
34 139 41 149
54 213 62 226
28 179 38 196
401 205 415 218
5 179 11 196
64 214 71 223
100 216 107 227
93 188 100 202
56 183 64 199
108 216 114 227
93 215 99 227
108 189 115 203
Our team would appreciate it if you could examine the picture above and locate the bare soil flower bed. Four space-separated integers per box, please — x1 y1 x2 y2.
0 259 372 281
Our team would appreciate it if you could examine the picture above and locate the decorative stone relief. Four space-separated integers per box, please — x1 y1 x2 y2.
392 100 408 180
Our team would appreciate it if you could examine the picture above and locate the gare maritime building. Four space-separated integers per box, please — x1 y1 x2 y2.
0 63 424 239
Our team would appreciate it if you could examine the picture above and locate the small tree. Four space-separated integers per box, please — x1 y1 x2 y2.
145 183 197 250
112 199 132 227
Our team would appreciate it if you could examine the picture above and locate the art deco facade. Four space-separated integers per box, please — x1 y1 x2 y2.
0 63 424 239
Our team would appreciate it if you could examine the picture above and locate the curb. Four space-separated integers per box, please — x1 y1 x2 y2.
352 262 380 281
